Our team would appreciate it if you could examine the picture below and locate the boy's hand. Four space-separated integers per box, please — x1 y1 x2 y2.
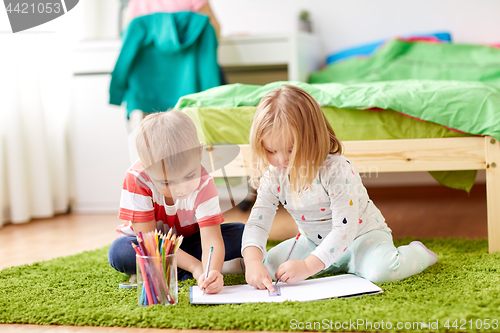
197 270 223 294
275 260 311 283
192 265 204 284
245 260 275 291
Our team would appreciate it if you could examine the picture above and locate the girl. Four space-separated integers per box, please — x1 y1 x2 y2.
242 85 437 291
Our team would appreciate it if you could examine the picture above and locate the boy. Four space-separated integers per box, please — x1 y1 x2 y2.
108 111 245 294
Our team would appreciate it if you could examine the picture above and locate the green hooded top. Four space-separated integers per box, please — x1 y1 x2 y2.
109 12 221 118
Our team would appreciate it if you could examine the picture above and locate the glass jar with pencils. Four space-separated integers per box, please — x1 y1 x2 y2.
132 230 183 306
136 253 178 306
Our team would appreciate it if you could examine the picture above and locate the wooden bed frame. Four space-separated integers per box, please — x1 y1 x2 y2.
205 136 500 253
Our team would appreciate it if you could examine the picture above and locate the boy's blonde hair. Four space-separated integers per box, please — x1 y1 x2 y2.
249 85 343 195
136 110 200 179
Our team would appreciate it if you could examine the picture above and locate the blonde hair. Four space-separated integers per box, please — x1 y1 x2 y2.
249 85 343 195
136 110 200 179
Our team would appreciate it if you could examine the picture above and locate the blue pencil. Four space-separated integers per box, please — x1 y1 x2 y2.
202 246 214 295
140 284 146 305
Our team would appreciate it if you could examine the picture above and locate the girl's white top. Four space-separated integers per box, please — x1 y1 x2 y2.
242 154 391 267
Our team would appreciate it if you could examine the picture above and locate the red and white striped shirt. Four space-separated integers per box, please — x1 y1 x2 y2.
117 160 224 237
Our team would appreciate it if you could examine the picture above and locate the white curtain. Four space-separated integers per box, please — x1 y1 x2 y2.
0 32 73 227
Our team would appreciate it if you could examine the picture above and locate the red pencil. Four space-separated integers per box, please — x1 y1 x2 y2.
131 242 154 305
137 232 149 257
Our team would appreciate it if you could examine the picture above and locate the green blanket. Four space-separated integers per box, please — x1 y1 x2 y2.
178 40 500 141
176 79 500 191
183 106 471 146
309 39 500 86
306 40 500 141
176 80 500 142
175 42 500 192
183 104 478 192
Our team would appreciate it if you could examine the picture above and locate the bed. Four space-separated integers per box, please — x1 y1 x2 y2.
176 40 500 253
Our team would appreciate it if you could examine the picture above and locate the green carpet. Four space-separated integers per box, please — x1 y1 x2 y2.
1 238 499 332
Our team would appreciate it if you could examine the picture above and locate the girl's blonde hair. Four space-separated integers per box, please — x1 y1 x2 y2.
136 110 200 179
249 85 343 195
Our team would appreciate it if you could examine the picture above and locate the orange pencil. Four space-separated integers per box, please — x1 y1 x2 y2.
144 232 156 257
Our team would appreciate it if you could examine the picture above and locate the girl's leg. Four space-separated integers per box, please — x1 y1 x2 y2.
347 230 437 283
108 236 138 275
264 234 318 280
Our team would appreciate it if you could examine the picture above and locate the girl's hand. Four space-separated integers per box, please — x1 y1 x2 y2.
197 270 224 294
275 260 312 283
245 260 275 291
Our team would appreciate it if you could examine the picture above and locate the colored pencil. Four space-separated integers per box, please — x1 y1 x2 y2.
137 232 148 256
134 230 184 305
274 233 301 285
202 246 214 295
174 235 183 253
131 243 154 305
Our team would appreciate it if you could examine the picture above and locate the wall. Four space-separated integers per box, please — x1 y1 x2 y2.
211 0 500 57
78 0 500 58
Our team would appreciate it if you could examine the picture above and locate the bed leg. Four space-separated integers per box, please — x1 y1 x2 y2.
485 136 500 253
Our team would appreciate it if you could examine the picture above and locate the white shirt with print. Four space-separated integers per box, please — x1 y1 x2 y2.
242 154 391 268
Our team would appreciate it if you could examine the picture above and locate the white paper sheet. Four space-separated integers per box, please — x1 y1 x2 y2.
189 274 382 304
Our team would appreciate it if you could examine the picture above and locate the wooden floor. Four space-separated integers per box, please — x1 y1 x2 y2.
0 184 488 333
